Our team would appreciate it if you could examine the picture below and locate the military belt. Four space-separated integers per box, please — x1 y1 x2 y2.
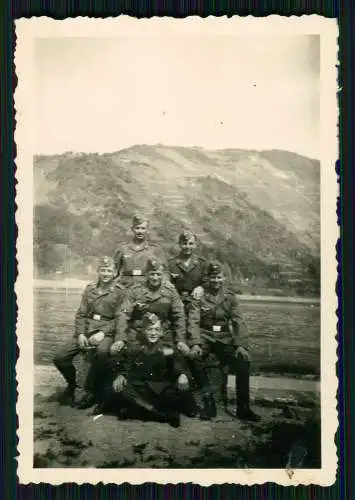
91 313 113 321
123 270 145 277
200 327 231 344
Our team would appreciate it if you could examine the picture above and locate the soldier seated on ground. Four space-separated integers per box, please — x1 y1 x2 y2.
187 260 261 422
100 313 197 428
53 256 125 408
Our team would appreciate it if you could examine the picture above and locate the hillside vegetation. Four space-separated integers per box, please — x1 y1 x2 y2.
34 145 320 296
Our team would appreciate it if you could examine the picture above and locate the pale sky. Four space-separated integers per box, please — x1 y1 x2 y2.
34 35 320 158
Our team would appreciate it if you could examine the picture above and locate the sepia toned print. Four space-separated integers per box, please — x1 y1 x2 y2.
15 16 338 485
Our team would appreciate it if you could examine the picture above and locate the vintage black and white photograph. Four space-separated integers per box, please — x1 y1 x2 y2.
15 17 338 485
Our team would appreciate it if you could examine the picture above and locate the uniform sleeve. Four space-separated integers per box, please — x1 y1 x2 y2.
115 288 136 342
200 259 210 288
187 299 202 346
110 349 131 378
229 294 249 349
156 244 169 269
170 351 188 378
99 288 126 336
74 287 90 337
170 289 187 343
113 248 124 274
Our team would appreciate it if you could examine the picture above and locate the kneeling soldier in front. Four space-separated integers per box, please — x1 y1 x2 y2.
107 312 195 427
53 256 125 408
188 260 261 422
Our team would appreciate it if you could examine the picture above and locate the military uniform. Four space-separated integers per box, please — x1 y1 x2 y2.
115 280 187 346
188 287 248 350
113 241 168 287
53 278 126 401
105 340 195 426
187 261 259 421
168 255 208 311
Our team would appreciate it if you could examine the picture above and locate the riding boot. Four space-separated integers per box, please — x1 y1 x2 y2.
57 383 76 406
235 357 260 422
199 392 217 420
180 391 199 418
220 375 228 408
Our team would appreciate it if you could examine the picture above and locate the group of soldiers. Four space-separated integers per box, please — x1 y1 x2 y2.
53 215 260 428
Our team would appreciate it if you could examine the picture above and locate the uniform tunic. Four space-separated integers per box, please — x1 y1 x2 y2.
113 241 168 287
106 341 192 417
188 287 248 349
168 255 208 310
115 281 186 345
53 279 125 393
75 280 126 338
187 287 251 405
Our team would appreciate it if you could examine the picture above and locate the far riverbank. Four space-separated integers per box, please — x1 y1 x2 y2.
33 278 320 305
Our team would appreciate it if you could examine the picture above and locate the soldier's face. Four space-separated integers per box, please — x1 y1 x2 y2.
98 265 116 283
147 268 164 288
132 222 148 240
145 322 163 343
180 237 196 256
209 273 225 290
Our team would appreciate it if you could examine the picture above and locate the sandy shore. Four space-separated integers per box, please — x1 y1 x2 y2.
33 365 321 469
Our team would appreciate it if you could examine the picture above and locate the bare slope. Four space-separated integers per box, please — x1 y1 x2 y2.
34 145 320 294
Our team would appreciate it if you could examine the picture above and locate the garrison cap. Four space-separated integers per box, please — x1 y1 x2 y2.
145 256 164 273
132 214 148 227
207 260 225 277
178 230 196 244
142 312 161 327
97 256 116 269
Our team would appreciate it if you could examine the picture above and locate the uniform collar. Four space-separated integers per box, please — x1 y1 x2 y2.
144 281 170 298
129 240 149 251
204 286 225 304
176 254 199 271
94 279 116 296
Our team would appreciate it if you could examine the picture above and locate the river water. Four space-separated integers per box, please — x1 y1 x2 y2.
34 289 320 376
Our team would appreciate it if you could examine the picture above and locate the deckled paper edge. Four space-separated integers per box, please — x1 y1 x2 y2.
14 15 339 486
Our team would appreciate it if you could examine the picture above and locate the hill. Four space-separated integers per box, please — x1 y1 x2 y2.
33 145 320 296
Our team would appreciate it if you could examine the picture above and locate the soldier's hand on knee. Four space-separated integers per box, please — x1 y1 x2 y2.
77 334 89 350
177 342 190 356
177 374 189 391
235 346 250 361
192 286 204 300
190 344 202 359
113 375 127 393
88 331 105 346
110 340 125 355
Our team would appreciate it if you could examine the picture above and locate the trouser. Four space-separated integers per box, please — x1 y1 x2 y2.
53 336 113 398
189 342 251 409
106 380 196 420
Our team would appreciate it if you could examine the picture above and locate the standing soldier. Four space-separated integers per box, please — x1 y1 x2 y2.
110 256 190 357
113 215 168 288
187 260 261 422
168 230 208 312
104 312 196 427
53 256 125 408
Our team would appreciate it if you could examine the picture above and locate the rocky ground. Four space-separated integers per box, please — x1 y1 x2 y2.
34 366 321 469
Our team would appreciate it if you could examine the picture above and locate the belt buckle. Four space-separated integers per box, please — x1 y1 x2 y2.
212 325 221 332
93 314 101 321
132 269 142 276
